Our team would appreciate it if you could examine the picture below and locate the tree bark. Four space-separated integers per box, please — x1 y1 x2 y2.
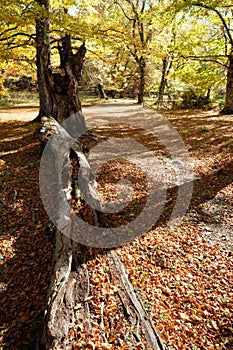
54 35 86 123
35 1 86 123
137 58 146 104
35 0 53 121
38 117 101 349
106 251 166 350
97 83 108 99
221 54 233 114
157 57 168 107
157 55 174 108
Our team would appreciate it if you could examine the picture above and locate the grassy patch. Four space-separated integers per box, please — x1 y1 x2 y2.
0 90 39 107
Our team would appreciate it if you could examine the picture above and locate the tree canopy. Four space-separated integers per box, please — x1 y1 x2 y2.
0 0 233 111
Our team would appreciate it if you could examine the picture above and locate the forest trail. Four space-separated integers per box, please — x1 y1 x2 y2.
0 106 39 122
0 100 143 122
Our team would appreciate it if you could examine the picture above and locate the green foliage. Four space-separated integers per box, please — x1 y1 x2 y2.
202 126 211 132
0 91 39 106
26 160 41 168
0 0 232 108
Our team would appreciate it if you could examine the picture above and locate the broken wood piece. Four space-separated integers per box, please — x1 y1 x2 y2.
107 250 166 350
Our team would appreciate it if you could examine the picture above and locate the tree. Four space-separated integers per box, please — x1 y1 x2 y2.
35 0 87 122
88 0 159 104
0 0 87 122
0 0 36 94
172 0 233 113
163 13 225 107
114 0 153 104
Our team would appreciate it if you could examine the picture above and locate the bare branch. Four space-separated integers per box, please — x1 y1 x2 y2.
0 32 36 42
0 26 18 37
221 5 233 9
5 38 34 50
141 0 146 13
179 53 228 67
114 1 134 21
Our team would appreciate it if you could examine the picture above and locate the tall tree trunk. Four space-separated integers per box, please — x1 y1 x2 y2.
221 54 233 114
157 55 173 108
35 0 53 120
137 58 146 104
35 2 86 124
97 83 108 99
157 57 167 107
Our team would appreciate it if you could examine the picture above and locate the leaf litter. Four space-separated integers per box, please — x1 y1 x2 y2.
0 108 232 349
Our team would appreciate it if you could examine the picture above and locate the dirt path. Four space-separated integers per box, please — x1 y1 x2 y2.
0 106 39 122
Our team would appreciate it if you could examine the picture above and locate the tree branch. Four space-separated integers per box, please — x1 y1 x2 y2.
191 2 233 47
179 53 228 67
0 32 36 42
114 1 134 21
0 26 18 37
127 0 145 44
141 0 146 14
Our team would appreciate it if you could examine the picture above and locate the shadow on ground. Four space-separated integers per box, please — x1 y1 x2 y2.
0 121 53 350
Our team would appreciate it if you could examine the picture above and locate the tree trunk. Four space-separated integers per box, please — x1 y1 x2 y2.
97 83 108 99
157 57 167 107
137 58 146 104
157 55 173 108
38 117 101 349
35 1 86 124
35 0 53 121
221 54 233 114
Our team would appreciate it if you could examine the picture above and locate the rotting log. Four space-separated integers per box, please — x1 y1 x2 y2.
38 116 165 350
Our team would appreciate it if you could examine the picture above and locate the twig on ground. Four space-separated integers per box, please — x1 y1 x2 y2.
83 264 92 334
13 189 17 209
30 203 38 223
100 301 107 342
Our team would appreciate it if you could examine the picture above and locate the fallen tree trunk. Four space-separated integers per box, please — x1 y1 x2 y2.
39 116 101 349
38 116 165 350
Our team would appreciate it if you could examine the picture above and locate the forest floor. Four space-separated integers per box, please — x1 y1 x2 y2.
0 101 232 350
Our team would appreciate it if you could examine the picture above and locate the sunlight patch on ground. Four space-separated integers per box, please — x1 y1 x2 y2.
0 107 38 122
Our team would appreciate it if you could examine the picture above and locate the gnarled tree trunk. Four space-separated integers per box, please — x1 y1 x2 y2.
38 117 101 349
54 35 86 123
35 0 86 124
